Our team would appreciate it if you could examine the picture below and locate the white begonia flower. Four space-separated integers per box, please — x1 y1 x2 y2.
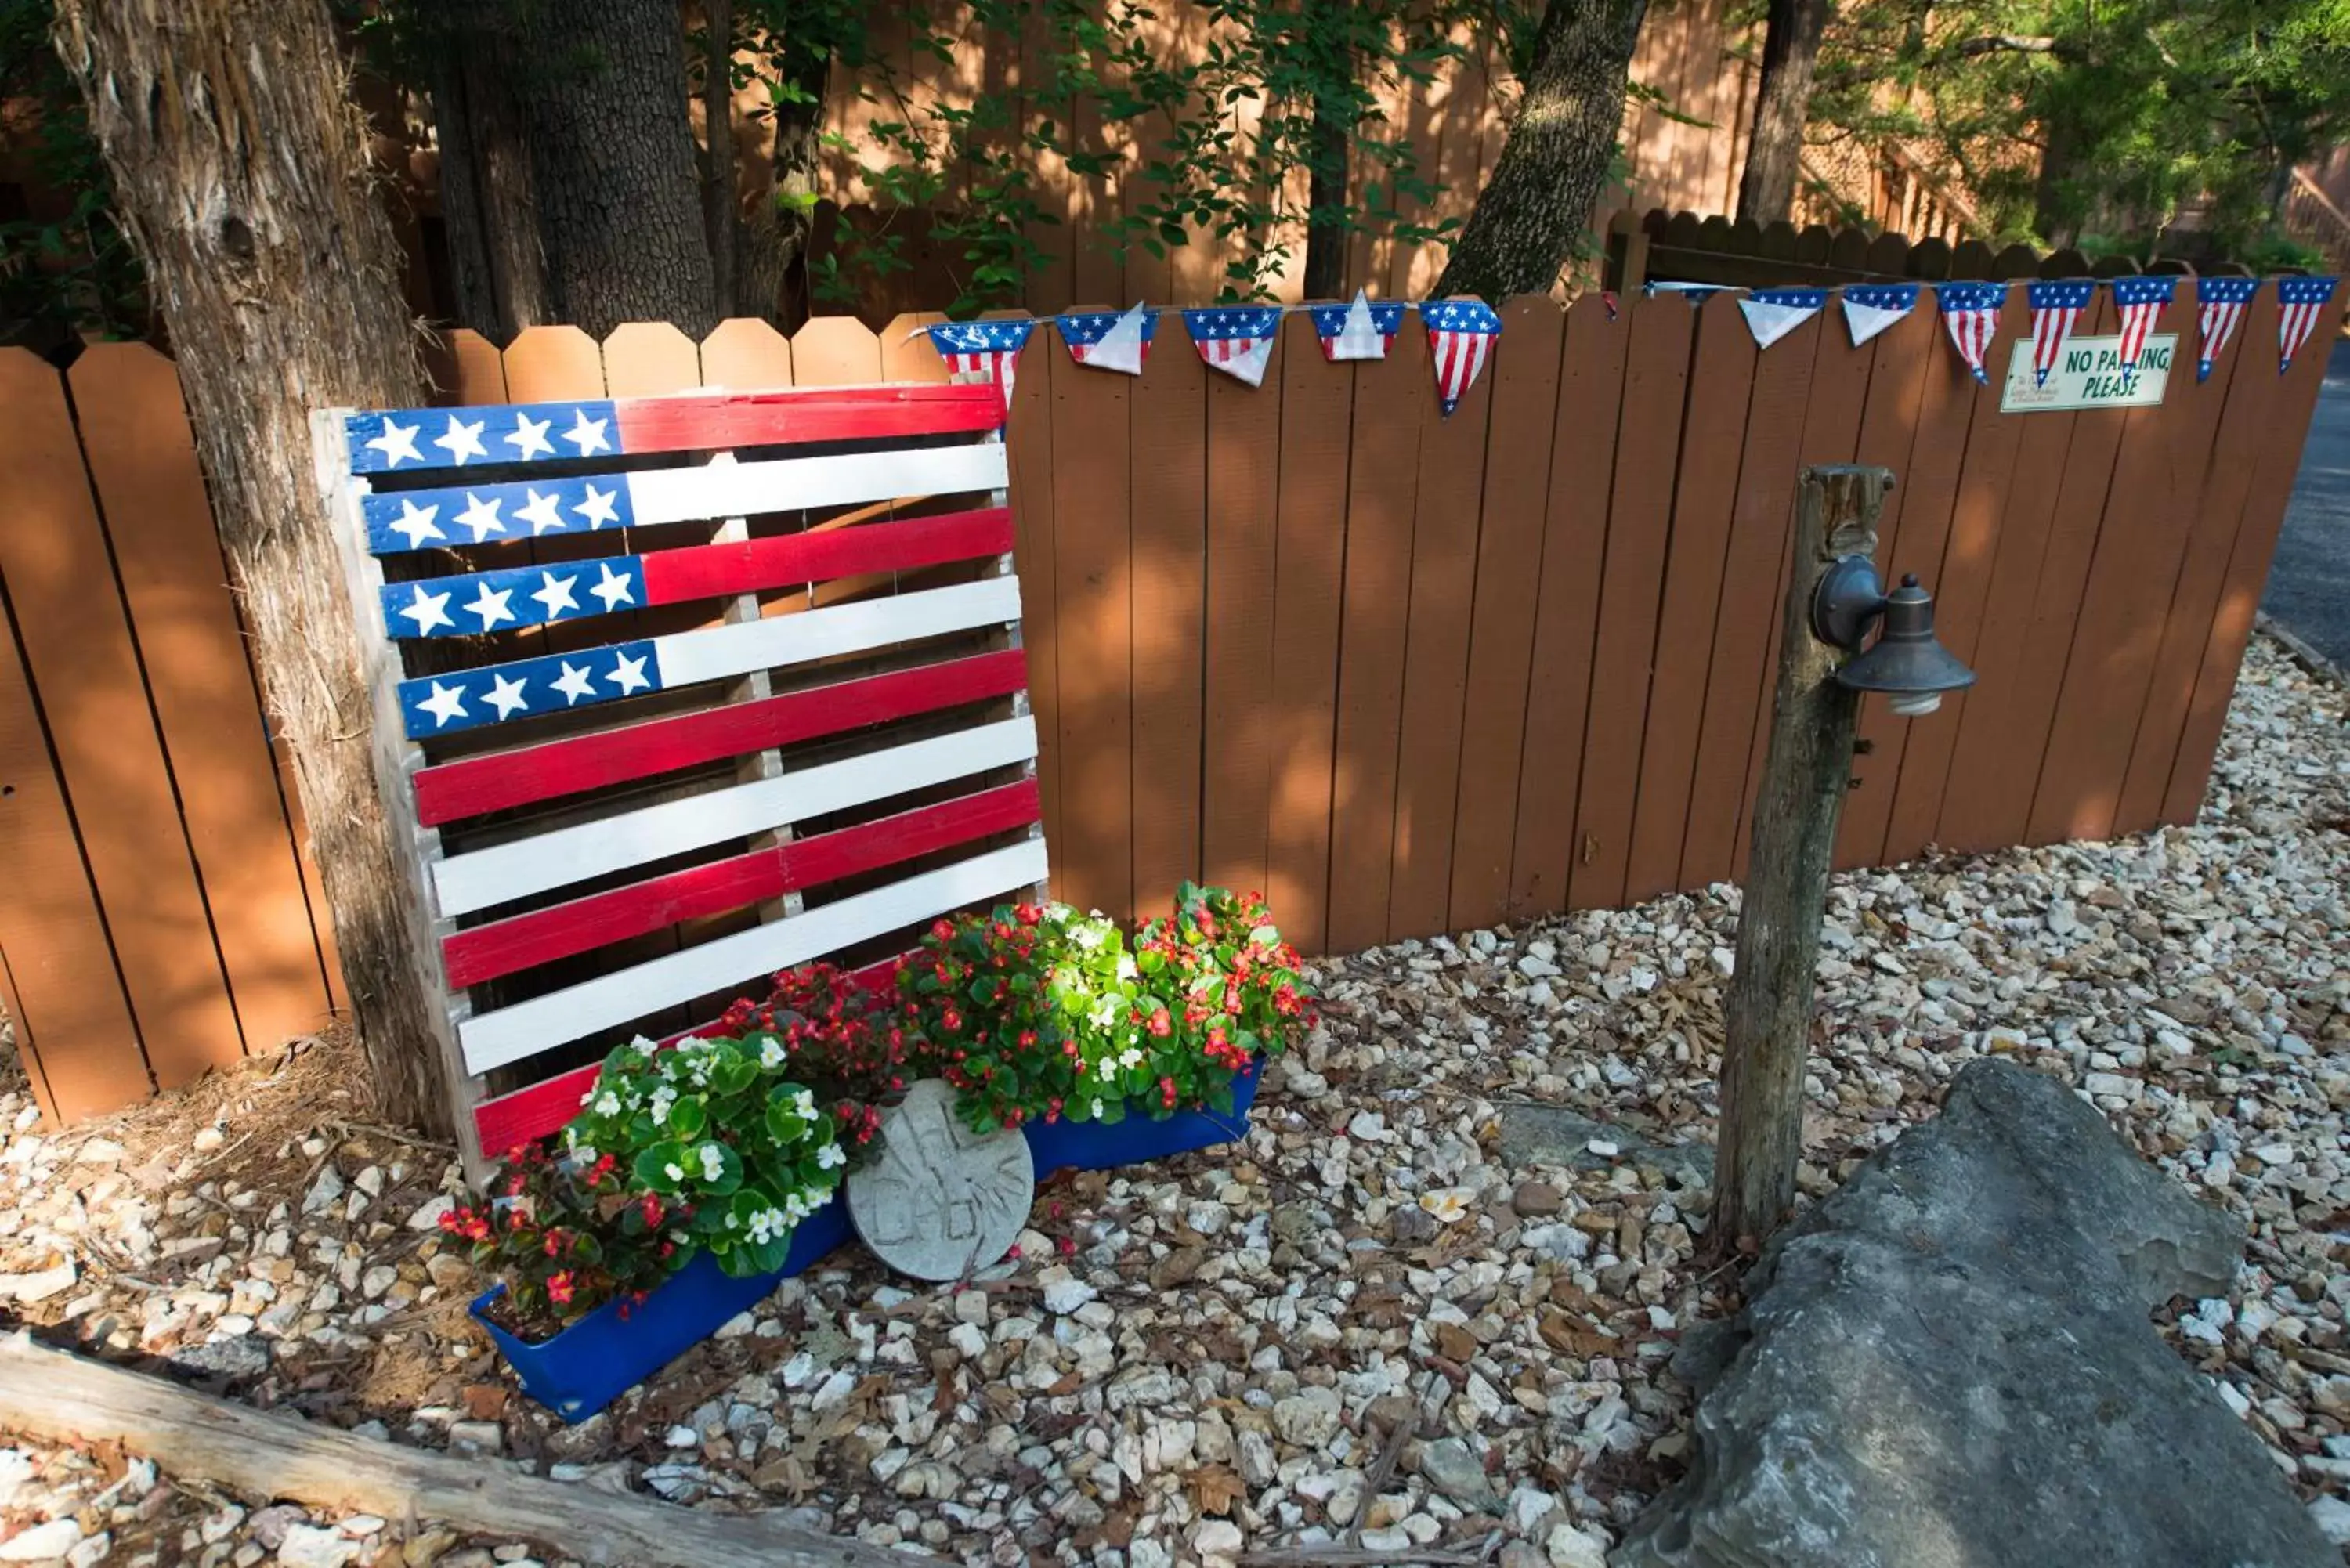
1090 1097 1106 1118
759 1038 786 1069
663 1162 685 1183
578 1089 595 1108
648 1087 676 1124
1117 954 1138 981
593 1092 620 1118
816 1143 845 1170
629 1034 658 1056
1090 995 1123 1029
569 1143 597 1165
1074 923 1106 952
1119 1047 1144 1071
698 1143 726 1180
791 1089 817 1121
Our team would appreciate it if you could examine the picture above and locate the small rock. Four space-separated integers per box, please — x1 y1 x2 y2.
1417 1436 1496 1505
1274 1386 1343 1449
276 1523 360 1568
1545 1523 1610 1568
2309 1496 2350 1547
1513 1182 1564 1217
1193 1519 1244 1568
0 1519 84 1562
447 1421 504 1456
0 1262 75 1304
193 1125 226 1152
1038 1268 1097 1316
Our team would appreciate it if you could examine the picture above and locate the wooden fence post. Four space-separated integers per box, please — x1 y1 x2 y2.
1712 464 1890 1244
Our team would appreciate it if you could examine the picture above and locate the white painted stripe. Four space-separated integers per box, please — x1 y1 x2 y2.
433 714 1038 917
458 838 1050 1071
649 574 1022 690
622 443 1007 526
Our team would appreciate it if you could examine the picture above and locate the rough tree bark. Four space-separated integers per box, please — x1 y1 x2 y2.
700 0 736 317
522 0 715 337
428 1 551 341
51 0 448 1130
1712 466 1889 1245
737 50 830 327
1433 0 1649 302
1735 0 1831 225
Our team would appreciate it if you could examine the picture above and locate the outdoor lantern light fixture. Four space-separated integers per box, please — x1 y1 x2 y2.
1810 559 1977 717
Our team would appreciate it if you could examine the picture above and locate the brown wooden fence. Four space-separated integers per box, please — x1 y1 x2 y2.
1 283 2332 1123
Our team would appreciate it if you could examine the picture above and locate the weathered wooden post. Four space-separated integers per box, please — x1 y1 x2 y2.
1713 463 1972 1245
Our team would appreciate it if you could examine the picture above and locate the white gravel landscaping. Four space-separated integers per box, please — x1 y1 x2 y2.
0 634 2344 1566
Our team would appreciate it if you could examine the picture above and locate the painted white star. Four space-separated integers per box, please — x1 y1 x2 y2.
563 408 612 456
465 582 516 630
435 415 487 464
550 662 598 705
416 681 469 728
481 671 530 720
573 482 620 529
386 499 443 548
590 563 636 612
457 492 504 540
363 417 423 467
505 411 555 461
530 572 580 620
606 649 653 695
397 584 454 635
516 488 566 536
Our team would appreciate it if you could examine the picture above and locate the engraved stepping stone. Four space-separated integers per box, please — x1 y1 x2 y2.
847 1078 1034 1281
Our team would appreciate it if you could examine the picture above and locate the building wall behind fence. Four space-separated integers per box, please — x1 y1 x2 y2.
0 284 2329 1124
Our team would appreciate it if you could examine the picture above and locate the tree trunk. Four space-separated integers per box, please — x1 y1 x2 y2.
1303 85 1349 299
1712 466 1889 1246
738 51 828 327
1433 0 1650 302
428 2 550 342
1735 0 1830 225
701 0 736 318
51 0 448 1131
522 0 715 338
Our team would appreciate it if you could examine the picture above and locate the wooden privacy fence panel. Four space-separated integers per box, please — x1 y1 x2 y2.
3 287 2333 1125
0 345 339 1123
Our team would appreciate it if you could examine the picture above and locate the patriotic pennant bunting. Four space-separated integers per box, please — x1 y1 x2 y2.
2108 275 2175 380
2193 276 2259 382
1184 305 1284 388
1420 298 1502 416
926 318 1036 414
1737 287 1826 350
1936 282 2006 384
1308 290 1407 362
2026 280 2093 387
2278 276 2340 374
1841 283 1918 347
1059 302 1156 374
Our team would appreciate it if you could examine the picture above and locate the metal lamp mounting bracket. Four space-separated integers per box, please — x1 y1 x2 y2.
1812 555 1891 651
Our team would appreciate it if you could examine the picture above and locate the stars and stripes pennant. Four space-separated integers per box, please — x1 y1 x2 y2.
2108 276 2175 380
1842 283 1918 347
2278 276 2340 374
1419 298 1502 416
1737 287 1826 350
1058 302 1156 374
1936 282 2006 385
2026 280 2092 386
925 319 1036 414
1184 305 1284 388
2194 276 2258 382
1308 290 1406 362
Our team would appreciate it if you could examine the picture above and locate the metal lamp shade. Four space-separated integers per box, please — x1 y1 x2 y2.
1834 576 1976 716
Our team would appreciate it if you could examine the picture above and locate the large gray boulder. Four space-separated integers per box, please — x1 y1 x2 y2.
1619 1058 2334 1568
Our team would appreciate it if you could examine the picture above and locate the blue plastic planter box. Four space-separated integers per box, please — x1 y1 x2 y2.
471 1059 1263 1421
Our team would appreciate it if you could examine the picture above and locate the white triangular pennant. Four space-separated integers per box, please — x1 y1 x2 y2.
1086 302 1152 376
1329 290 1386 361
1736 288 1826 351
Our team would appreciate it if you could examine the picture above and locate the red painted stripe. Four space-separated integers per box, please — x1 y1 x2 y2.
413 648 1030 826
472 940 928 1151
612 385 1001 453
442 780 1040 988
638 507 1013 606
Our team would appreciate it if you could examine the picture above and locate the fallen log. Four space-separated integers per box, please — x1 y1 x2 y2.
0 1331 906 1568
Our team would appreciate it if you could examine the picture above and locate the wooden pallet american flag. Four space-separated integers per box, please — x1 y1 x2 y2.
313 381 1047 1172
